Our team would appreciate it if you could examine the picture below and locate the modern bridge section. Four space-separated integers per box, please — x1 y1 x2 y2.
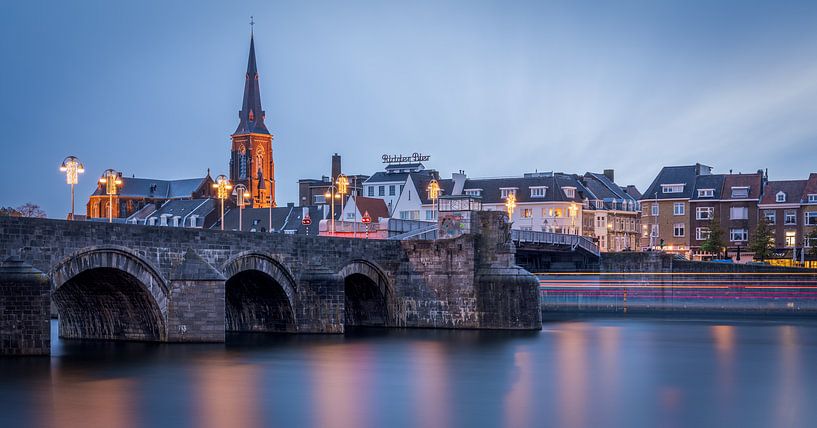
0 211 541 347
511 229 601 272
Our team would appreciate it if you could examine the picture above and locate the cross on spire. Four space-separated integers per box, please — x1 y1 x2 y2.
250 16 254 35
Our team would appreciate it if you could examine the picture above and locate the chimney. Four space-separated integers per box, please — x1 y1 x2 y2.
451 170 467 195
331 153 341 183
603 169 615 182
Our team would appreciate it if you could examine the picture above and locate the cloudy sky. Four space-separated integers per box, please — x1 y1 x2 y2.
2 0 817 217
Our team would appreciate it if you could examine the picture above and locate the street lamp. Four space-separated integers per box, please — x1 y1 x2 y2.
337 174 349 231
427 179 441 221
233 183 250 231
505 193 516 222
60 156 85 220
212 175 232 231
324 176 346 236
268 178 275 233
98 169 122 223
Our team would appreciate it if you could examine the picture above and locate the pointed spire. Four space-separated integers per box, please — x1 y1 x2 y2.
234 28 270 136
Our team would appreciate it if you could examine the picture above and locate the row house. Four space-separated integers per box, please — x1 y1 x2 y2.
388 169 641 251
758 173 817 268
87 172 215 220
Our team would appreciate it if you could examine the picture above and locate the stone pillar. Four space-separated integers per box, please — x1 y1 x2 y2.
0 256 51 355
166 250 226 342
296 268 344 333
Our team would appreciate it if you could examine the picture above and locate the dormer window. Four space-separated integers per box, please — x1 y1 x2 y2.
697 189 714 198
776 191 787 203
662 184 684 193
808 194 817 203
500 188 517 199
464 188 482 197
730 186 749 199
562 186 576 198
530 186 547 198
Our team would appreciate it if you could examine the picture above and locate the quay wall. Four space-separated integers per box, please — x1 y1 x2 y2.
540 252 817 316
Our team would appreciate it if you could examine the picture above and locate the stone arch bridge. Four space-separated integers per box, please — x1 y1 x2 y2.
0 211 541 343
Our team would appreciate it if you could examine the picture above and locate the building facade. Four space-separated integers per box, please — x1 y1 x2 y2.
87 174 215 220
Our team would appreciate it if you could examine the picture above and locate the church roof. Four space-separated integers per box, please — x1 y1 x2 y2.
233 34 270 135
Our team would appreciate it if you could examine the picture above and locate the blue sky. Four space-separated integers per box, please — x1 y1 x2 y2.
2 0 817 217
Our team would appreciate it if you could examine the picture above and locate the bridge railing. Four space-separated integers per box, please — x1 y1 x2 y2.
511 229 600 256
386 225 439 241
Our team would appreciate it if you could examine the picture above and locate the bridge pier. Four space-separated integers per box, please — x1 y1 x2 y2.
166 250 225 342
0 257 50 355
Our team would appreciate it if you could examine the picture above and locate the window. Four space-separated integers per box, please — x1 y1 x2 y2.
500 188 517 199
806 212 817 226
399 210 420 220
764 210 776 224
807 236 816 248
562 187 576 198
651 224 659 237
346 212 355 220
697 189 714 198
776 191 786 203
378 186 385 196
651 204 659 216
673 202 685 216
367 186 374 197
729 206 749 220
785 210 797 225
530 186 547 198
673 223 685 237
389 185 396 196
729 228 748 242
696 227 710 241
464 189 482 197
425 210 435 221
730 187 749 199
313 194 326 204
785 231 797 247
522 208 532 218
662 184 684 193
809 194 817 203
696 207 714 220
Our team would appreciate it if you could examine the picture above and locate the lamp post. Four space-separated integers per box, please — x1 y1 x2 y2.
427 179 441 221
268 178 275 233
212 175 232 231
98 169 122 223
233 183 250 231
505 193 516 223
336 174 349 231
324 183 343 236
60 156 85 220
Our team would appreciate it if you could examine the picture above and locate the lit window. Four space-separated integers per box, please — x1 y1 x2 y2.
673 202 685 216
696 207 714 220
673 223 685 237
522 208 532 218
729 228 748 242
729 206 749 220
697 189 714 198
730 187 749 199
785 230 797 247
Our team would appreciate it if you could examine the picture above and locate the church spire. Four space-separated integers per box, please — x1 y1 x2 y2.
234 29 270 135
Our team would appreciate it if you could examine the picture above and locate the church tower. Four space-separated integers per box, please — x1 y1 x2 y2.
230 32 275 208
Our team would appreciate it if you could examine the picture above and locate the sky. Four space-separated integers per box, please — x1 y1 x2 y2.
2 0 817 218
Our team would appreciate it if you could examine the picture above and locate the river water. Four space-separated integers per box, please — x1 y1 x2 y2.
2 318 817 428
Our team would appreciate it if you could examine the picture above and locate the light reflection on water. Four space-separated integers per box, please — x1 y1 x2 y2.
1 319 817 428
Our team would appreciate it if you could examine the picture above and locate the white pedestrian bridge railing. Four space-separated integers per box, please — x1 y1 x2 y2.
510 229 600 257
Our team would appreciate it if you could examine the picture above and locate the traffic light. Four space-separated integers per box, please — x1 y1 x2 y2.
659 239 665 249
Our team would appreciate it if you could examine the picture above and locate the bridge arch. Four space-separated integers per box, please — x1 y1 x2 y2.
222 252 298 333
50 246 169 341
338 260 394 327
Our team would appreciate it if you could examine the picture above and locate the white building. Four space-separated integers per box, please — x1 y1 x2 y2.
362 162 437 215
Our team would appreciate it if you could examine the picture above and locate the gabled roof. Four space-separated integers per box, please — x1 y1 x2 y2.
365 168 435 184
353 196 389 220
760 180 808 205
621 185 642 200
459 174 589 204
233 34 270 135
690 174 725 200
802 173 817 202
722 173 763 199
641 165 703 200
582 172 636 202
91 176 211 199
214 205 325 235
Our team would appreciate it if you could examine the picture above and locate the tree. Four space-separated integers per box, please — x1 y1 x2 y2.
701 217 726 258
749 217 775 261
15 203 46 218
0 207 22 217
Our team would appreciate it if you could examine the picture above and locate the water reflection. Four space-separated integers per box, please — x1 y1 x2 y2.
2 319 817 428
